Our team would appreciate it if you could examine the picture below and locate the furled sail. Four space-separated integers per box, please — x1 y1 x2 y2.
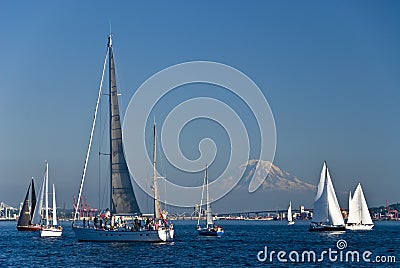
108 36 140 215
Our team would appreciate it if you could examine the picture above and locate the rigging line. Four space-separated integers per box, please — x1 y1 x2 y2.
73 47 109 223
197 168 207 226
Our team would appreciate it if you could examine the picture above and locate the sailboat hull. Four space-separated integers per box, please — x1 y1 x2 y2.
17 225 42 231
309 223 346 232
345 224 374 230
288 221 295 225
41 227 63 237
72 226 174 242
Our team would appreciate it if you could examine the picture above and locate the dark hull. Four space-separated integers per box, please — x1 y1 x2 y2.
197 229 224 236
17 225 42 231
309 225 346 232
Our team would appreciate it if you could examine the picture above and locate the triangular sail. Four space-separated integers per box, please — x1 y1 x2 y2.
32 175 45 225
205 166 213 227
313 162 344 226
17 183 31 227
348 184 373 225
52 184 57 226
153 123 162 219
108 36 140 215
313 162 329 223
287 202 293 222
30 178 37 221
326 168 344 226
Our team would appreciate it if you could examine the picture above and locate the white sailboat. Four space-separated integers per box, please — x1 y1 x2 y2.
287 201 294 225
346 183 374 230
309 161 346 231
197 165 224 236
40 161 63 237
72 35 173 242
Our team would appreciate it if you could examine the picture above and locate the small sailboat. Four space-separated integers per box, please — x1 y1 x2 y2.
72 35 173 242
346 183 374 230
309 161 346 232
197 165 224 236
287 201 295 225
17 178 41 231
40 161 63 237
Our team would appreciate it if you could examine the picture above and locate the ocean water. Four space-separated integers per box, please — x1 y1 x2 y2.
0 220 398 267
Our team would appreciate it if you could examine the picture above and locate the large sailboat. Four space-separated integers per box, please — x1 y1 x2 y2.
72 35 173 242
309 161 346 232
197 165 224 236
346 183 374 230
287 201 294 225
39 161 63 237
17 178 41 231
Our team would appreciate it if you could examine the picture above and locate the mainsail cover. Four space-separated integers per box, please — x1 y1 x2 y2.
17 183 31 227
108 36 140 215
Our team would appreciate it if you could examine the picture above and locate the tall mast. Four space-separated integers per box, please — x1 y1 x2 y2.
45 161 49 226
108 34 113 212
205 165 213 227
153 122 161 219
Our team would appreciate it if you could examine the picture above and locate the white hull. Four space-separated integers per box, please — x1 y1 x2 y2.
72 226 174 242
345 224 374 230
40 227 63 237
288 221 295 225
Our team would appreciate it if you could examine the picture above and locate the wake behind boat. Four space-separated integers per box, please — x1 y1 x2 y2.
309 161 346 232
197 165 224 237
72 35 173 242
346 183 374 230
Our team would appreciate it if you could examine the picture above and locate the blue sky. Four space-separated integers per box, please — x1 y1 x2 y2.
0 1 399 210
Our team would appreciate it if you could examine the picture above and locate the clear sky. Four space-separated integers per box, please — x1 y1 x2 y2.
0 1 399 209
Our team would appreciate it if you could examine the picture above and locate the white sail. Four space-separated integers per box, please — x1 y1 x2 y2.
347 183 373 225
326 168 345 226
52 184 57 226
313 162 344 226
31 175 45 225
313 162 329 223
359 185 373 225
287 202 293 222
205 166 213 226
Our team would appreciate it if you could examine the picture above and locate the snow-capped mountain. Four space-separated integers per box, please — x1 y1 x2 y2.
239 159 316 192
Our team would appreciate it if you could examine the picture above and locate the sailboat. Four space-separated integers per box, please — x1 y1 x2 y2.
287 201 294 225
346 183 374 230
17 178 41 231
72 35 173 242
39 161 63 237
309 161 346 232
197 165 224 236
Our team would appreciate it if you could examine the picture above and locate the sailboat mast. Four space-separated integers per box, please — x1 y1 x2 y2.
108 35 113 212
153 123 161 219
45 161 49 226
324 162 329 224
52 184 57 226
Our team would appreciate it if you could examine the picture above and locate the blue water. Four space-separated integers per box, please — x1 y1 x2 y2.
0 220 398 267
